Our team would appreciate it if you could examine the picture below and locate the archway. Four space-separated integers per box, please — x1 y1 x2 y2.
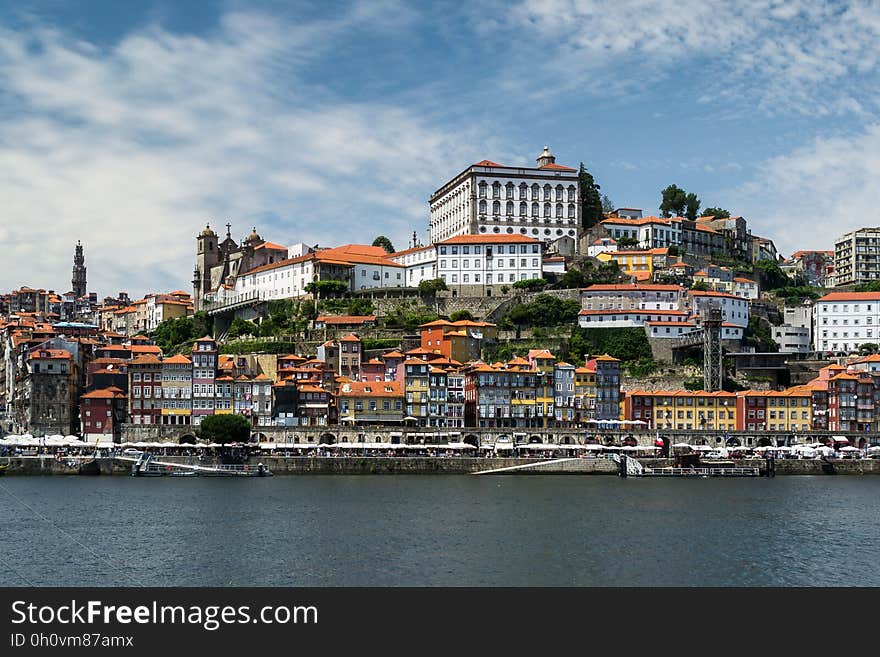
758 436 773 447
859 437 867 450
250 432 268 444
726 437 741 447
463 434 479 448
319 432 336 445
528 435 542 444
179 434 197 445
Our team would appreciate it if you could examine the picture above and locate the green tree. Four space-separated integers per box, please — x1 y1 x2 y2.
418 278 447 296
578 163 604 229
228 318 259 339
305 280 349 297
601 194 614 213
570 327 652 362
554 267 589 290
703 207 730 219
753 260 792 291
616 237 639 248
512 278 547 290
197 414 251 444
691 281 710 291
449 310 475 322
660 184 688 217
372 235 395 253
684 192 700 220
859 343 879 355
259 317 278 337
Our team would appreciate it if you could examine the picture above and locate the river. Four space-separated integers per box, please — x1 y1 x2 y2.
1 475 876 586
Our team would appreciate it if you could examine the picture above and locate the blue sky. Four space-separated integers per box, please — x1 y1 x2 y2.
2 0 879 298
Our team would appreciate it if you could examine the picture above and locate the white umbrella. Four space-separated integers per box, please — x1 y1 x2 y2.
582 444 605 450
839 446 860 452
672 442 692 448
867 446 880 454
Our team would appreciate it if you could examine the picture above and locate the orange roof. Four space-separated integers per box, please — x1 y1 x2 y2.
733 277 756 284
315 315 376 324
420 320 454 328
538 162 576 171
130 345 162 354
818 292 880 302
29 348 71 360
439 234 541 245
689 290 746 300
339 333 361 342
578 309 687 316
315 244 403 268
129 354 162 365
338 381 403 397
611 247 669 256
168 290 190 297
81 387 126 399
583 284 682 292
390 244 435 258
527 349 555 359
646 321 696 326
382 350 405 358
474 159 504 167
601 215 678 227
254 242 287 251
162 354 192 365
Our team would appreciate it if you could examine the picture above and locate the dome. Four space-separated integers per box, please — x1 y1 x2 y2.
244 226 262 244
199 224 216 238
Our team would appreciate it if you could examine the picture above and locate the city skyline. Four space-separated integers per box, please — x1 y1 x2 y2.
2 0 879 298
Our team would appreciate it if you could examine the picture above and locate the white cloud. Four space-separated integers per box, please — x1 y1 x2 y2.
0 6 475 298
487 0 880 116
738 123 880 256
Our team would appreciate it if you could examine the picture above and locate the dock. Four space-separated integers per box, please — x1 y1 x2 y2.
119 453 272 477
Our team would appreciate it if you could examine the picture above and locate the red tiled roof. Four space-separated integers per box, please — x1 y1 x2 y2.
818 292 880 302
538 163 577 171
81 387 126 399
474 159 504 167
582 284 682 292
315 315 377 325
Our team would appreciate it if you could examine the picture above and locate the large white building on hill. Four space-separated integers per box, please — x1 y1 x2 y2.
813 291 880 354
429 146 580 248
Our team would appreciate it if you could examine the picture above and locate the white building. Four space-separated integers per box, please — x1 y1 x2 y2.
436 234 543 294
833 227 880 287
578 309 690 328
429 146 579 246
687 290 749 328
645 321 697 338
772 325 810 353
587 237 617 257
580 284 685 312
732 277 759 300
813 291 880 354
599 216 682 249
388 245 437 287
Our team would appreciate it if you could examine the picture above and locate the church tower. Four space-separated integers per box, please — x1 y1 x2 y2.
71 240 87 298
195 224 219 311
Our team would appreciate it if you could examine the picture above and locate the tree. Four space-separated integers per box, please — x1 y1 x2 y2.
449 310 474 322
859 343 879 355
754 260 792 291
227 317 259 339
703 207 730 219
372 235 395 253
691 281 710 291
601 194 614 213
660 184 687 217
196 414 251 445
578 163 604 229
512 278 547 290
554 267 588 289
684 192 700 220
616 237 639 248
418 278 447 296
305 280 349 297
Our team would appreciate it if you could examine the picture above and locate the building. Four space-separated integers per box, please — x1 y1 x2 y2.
687 290 749 328
402 359 430 426
80 387 127 441
834 227 880 287
419 319 496 362
596 248 669 279
588 355 621 420
128 354 163 426
190 336 218 426
599 216 681 250
625 390 738 431
17 348 75 435
772 325 811 354
578 308 690 329
435 234 543 295
429 146 579 248
736 389 813 432
787 250 834 287
813 291 880 354
71 241 87 299
160 354 192 426
317 334 363 379
580 283 685 312
586 237 617 257
336 380 404 425
388 244 437 287
313 315 377 330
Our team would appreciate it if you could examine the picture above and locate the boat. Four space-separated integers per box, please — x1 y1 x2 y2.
0 463 9 475
77 459 102 476
617 452 764 478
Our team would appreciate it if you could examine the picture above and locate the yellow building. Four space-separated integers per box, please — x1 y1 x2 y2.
337 380 404 425
214 375 234 414
160 354 192 425
597 247 668 278
526 350 555 427
574 365 597 421
625 390 738 431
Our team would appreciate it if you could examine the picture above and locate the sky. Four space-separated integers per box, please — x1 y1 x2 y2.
2 0 879 299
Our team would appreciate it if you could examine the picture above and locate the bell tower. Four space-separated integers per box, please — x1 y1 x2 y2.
71 240 87 298
195 224 219 310
536 145 556 168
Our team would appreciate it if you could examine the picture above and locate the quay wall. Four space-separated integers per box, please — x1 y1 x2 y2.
4 456 880 476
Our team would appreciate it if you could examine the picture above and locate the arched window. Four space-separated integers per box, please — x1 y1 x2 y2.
556 184 564 201
531 184 540 201
492 182 501 198
492 201 501 215
544 203 551 217
519 202 527 216
568 185 576 202
532 202 539 217
478 181 487 198
519 183 528 200
506 201 514 215
568 204 575 218
506 182 515 199
556 203 563 217
479 200 487 214
543 184 551 200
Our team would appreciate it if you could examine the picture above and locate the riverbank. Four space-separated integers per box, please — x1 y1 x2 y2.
3 455 880 475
